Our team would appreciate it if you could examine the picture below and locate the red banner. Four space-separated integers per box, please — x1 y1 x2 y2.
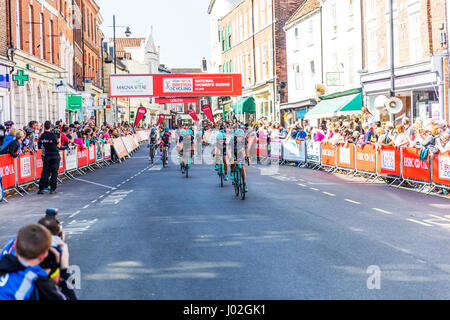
157 114 165 126
377 145 401 177
189 109 199 122
110 74 242 97
321 143 336 166
77 146 89 168
155 97 199 104
432 152 450 186
58 151 65 173
401 147 431 182
35 151 43 179
17 153 35 185
355 144 377 173
0 155 16 189
134 107 147 128
202 105 215 124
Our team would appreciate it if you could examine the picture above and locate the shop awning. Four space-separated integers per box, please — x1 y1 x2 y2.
304 92 362 120
233 97 256 114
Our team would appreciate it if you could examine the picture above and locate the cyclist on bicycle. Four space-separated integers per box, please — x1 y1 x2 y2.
230 128 248 191
179 129 194 174
214 130 229 181
148 128 158 162
159 127 171 165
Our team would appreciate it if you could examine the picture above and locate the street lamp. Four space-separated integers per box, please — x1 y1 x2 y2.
110 15 132 124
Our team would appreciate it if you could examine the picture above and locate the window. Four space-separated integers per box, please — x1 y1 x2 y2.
28 5 33 55
261 0 266 27
409 13 421 62
308 19 314 45
367 0 376 13
268 0 273 23
268 39 273 77
368 28 377 69
295 65 304 90
294 27 299 51
332 5 337 34
244 10 248 38
255 1 259 31
49 20 53 63
310 60 315 75
228 25 232 49
39 13 44 59
239 14 243 41
262 43 267 79
255 45 260 81
15 0 21 50
222 30 225 51
348 48 354 85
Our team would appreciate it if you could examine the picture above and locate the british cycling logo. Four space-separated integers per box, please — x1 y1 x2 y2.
0 274 9 287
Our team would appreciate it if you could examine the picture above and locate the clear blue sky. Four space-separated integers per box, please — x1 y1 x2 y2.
97 0 211 69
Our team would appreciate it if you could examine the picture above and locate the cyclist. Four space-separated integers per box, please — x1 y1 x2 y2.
214 130 229 181
230 128 248 192
148 128 158 162
159 127 171 165
179 128 194 174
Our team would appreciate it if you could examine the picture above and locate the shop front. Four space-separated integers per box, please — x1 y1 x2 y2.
66 95 82 124
232 97 256 124
361 59 446 124
280 98 316 127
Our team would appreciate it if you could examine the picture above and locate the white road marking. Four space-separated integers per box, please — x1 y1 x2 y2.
373 208 392 215
345 199 361 205
74 178 116 190
407 219 433 227
297 183 306 187
150 166 163 171
69 210 81 218
91 200 97 204
322 192 336 197
310 187 319 191
83 204 90 209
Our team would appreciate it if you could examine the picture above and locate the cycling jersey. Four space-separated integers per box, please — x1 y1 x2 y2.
149 132 158 145
161 132 171 146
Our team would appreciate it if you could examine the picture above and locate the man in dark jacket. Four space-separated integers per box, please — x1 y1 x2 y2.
38 121 61 194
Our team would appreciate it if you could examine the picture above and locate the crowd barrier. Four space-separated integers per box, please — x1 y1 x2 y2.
255 136 449 191
0 131 150 202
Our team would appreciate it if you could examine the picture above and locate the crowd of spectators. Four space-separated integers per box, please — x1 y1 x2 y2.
245 108 450 155
0 117 148 158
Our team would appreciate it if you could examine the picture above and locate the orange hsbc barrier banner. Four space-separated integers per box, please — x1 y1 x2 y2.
355 144 377 173
77 146 89 168
401 147 431 182
113 138 128 159
0 155 16 189
336 143 355 169
377 145 401 177
109 74 243 98
321 143 336 166
17 152 35 185
432 151 450 186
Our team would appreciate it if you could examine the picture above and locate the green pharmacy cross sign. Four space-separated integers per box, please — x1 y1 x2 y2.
13 70 30 86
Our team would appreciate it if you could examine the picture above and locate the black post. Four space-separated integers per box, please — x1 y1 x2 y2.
389 0 395 122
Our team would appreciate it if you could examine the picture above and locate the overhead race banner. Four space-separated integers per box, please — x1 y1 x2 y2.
109 75 154 97
109 74 242 97
134 107 147 128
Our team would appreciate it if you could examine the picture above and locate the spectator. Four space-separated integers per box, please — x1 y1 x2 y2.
362 123 375 145
435 131 450 153
0 129 21 158
0 224 69 300
394 125 409 148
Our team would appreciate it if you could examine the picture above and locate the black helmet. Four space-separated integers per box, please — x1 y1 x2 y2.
4 121 14 128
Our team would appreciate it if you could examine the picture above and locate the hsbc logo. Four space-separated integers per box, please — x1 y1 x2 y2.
322 149 335 157
357 152 375 162
0 164 15 176
404 157 428 170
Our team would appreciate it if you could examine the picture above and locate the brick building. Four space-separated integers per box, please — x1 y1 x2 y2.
6 0 74 127
218 0 304 123
360 0 449 125
0 0 14 123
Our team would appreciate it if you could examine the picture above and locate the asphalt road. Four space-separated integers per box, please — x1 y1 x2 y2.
1 146 450 300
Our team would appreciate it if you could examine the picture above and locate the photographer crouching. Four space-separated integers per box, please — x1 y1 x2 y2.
37 121 61 195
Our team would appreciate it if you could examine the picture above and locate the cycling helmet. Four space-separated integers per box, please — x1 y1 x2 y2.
187 130 193 136
165 127 169 132
216 132 225 140
235 129 245 136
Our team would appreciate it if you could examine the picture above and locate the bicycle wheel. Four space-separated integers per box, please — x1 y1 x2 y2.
234 169 240 197
185 163 189 178
219 165 224 187
240 169 246 200
162 150 167 168
150 147 154 163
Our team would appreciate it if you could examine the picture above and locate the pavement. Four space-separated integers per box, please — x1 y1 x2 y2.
1 146 450 300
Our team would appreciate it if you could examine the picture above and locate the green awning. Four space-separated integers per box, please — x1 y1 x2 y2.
232 97 256 114
304 93 362 120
